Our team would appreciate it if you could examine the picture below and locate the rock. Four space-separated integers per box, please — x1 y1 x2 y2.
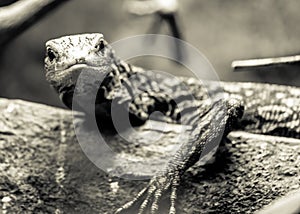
0 98 299 213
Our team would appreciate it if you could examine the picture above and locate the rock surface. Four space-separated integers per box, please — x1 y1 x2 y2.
0 98 299 213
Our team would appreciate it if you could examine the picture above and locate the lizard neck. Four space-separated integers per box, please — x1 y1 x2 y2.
97 58 138 102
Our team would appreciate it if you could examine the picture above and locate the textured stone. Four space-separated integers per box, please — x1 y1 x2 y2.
0 98 299 213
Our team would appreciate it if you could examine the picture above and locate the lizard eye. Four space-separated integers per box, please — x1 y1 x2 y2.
47 48 57 62
95 40 105 51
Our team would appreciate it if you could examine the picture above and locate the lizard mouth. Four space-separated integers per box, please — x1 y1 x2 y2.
47 63 104 86
47 63 102 74
46 62 109 109
57 63 94 73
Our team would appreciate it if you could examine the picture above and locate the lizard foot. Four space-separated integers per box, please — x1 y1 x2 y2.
116 173 180 214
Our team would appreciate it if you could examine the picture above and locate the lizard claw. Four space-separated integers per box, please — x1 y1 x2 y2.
116 173 180 214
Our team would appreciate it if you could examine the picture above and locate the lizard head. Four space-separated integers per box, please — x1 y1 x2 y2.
44 33 117 108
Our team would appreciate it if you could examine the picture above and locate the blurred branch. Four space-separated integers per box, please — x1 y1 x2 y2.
124 0 185 62
0 0 18 7
232 55 300 72
125 0 160 16
0 0 69 46
125 0 178 16
125 0 183 39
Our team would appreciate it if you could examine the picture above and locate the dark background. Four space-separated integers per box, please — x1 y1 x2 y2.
0 0 299 108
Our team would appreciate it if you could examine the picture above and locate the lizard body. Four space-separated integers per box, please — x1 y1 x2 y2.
44 33 300 213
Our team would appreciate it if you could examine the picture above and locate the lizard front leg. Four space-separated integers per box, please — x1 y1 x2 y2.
116 97 244 214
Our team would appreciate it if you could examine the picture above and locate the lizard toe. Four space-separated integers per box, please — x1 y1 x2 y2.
116 174 180 214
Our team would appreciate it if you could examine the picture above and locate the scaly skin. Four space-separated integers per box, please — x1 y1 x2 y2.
45 33 300 213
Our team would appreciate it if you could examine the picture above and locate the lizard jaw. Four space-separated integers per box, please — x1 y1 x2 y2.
51 63 110 109
46 63 105 89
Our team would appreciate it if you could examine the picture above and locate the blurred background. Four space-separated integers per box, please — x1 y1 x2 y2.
0 0 300 108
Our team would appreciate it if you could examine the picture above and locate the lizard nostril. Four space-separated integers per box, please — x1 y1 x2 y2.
77 58 85 64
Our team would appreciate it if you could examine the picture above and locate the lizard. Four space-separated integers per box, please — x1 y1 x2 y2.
44 33 300 213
